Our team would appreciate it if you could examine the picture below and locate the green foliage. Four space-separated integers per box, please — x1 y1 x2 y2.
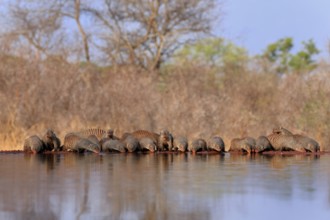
175 38 248 69
289 40 320 71
264 38 292 72
263 38 319 74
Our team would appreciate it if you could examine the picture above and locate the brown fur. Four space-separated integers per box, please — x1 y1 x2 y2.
229 137 256 153
77 128 116 141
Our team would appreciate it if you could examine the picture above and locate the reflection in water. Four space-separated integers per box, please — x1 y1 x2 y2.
0 152 329 220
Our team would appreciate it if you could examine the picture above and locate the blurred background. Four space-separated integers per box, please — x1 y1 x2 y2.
0 0 330 150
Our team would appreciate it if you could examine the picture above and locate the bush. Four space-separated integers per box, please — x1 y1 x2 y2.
0 57 329 151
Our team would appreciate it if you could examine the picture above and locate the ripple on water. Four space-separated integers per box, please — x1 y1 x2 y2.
0 153 330 220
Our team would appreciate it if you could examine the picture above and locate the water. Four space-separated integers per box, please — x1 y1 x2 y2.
0 152 329 220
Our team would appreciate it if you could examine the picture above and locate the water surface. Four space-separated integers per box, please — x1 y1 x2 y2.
0 152 329 220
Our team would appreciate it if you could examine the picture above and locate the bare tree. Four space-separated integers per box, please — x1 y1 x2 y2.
60 0 91 63
6 1 63 60
85 0 219 70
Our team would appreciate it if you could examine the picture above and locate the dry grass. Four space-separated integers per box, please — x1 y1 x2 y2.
1 56 330 151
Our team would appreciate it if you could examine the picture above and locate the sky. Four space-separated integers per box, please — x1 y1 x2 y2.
0 0 329 59
220 0 330 57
